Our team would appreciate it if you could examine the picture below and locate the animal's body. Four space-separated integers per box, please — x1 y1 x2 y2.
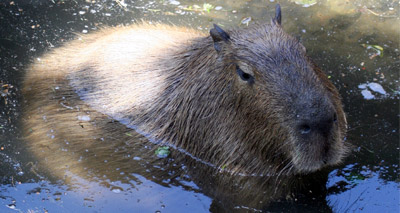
23 5 347 180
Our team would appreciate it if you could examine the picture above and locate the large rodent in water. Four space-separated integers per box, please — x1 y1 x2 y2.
23 5 347 177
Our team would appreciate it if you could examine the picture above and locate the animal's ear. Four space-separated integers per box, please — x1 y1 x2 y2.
210 24 230 52
273 4 282 25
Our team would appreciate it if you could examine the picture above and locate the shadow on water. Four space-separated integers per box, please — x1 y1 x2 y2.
1 0 399 212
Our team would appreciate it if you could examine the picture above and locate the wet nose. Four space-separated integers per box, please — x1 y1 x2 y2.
298 112 337 139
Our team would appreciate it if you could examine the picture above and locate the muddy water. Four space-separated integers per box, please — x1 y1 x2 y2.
1 0 399 212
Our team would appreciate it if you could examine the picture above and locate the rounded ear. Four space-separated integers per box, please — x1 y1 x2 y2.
273 4 282 25
210 24 230 52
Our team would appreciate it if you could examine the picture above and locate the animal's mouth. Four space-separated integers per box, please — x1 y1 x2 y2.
290 125 346 174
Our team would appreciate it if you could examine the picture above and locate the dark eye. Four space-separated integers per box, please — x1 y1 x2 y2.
236 66 254 84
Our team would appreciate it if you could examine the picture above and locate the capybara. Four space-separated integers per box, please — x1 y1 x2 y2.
23 4 347 182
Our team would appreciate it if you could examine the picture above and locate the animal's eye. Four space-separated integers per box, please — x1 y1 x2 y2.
236 66 254 84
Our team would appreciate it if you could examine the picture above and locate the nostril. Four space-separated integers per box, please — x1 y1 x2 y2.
299 124 311 135
333 113 338 123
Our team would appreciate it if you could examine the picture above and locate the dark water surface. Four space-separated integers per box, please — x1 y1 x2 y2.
1 0 399 212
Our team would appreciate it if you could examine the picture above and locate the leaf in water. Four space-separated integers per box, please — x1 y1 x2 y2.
155 146 170 158
359 82 387 100
203 3 214 13
361 89 375 100
371 45 384 53
367 82 386 95
293 0 317 7
125 132 133 137
361 44 384 58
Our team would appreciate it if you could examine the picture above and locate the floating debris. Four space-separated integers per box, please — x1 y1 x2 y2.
361 44 384 59
293 0 317 8
1 83 14 105
169 0 180 6
203 3 214 13
241 17 252 26
358 82 387 100
360 89 375 100
181 3 215 13
155 146 170 158
366 82 386 95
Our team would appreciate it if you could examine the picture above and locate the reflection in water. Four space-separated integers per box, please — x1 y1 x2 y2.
0 0 399 212
327 166 399 212
1 178 212 212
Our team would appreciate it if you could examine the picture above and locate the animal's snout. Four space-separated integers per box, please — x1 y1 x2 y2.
297 111 337 140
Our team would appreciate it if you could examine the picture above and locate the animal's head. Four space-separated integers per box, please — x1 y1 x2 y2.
208 4 348 174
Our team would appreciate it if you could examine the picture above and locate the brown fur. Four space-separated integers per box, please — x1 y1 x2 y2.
23 21 347 179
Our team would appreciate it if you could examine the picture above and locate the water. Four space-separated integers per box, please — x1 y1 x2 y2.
1 0 399 212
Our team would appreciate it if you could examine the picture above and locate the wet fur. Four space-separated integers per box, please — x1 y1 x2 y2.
23 22 348 178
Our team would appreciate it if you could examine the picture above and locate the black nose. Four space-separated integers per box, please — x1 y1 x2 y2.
298 112 337 139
